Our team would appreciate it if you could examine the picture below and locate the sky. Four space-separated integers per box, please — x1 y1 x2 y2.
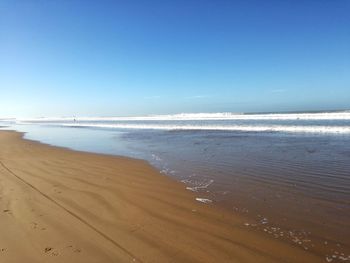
0 0 349 117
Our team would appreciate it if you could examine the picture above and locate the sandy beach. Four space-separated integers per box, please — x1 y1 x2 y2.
0 130 323 262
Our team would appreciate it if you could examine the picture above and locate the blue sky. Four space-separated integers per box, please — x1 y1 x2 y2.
1 0 349 117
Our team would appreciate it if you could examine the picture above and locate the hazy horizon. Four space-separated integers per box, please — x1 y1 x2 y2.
1 108 349 120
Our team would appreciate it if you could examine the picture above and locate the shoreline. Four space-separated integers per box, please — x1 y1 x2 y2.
0 130 322 262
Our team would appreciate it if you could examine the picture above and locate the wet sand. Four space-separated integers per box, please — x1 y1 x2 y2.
0 130 322 262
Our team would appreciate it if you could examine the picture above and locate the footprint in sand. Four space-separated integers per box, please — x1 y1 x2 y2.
66 245 82 253
44 245 82 257
31 222 46 230
44 247 59 256
3 209 12 215
44 247 53 253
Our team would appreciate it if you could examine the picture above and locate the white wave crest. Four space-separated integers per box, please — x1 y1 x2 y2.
17 111 350 122
59 123 350 134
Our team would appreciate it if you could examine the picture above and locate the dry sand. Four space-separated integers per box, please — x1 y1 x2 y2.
0 130 322 262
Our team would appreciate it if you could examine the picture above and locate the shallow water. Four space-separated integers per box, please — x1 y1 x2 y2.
2 112 350 261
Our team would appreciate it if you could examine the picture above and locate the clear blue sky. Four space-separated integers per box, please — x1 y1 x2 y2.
1 0 349 117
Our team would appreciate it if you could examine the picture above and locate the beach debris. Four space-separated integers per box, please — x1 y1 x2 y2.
195 198 212 204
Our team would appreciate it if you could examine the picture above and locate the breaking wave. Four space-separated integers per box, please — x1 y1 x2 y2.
58 123 350 134
15 111 350 134
16 111 350 122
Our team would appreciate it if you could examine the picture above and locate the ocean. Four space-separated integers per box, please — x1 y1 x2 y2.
2 111 350 261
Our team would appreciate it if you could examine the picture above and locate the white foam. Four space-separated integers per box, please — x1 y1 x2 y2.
16 111 350 122
186 179 214 191
58 123 350 134
151 154 162 161
15 111 350 134
195 198 213 204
